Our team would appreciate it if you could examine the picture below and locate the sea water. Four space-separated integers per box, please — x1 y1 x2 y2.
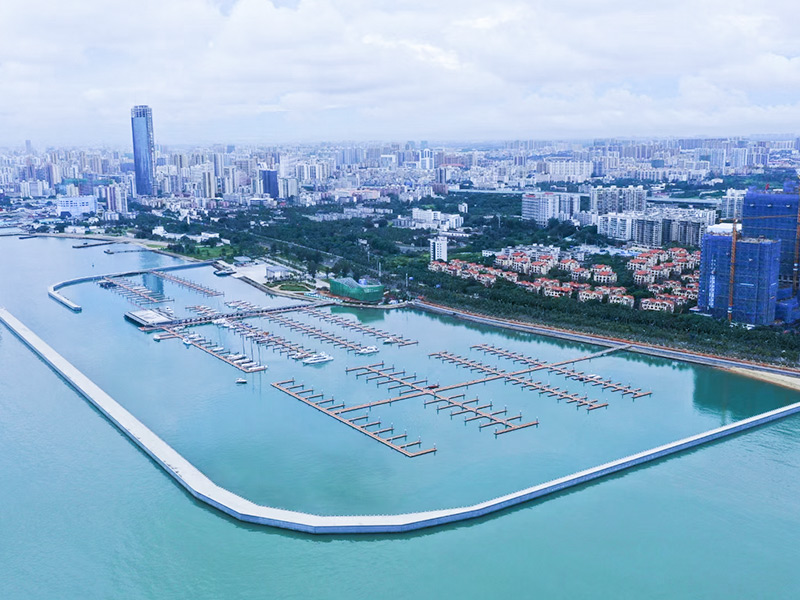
1 237 799 599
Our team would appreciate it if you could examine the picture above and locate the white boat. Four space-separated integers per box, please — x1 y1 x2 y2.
302 352 334 365
183 339 193 346
235 378 247 384
383 337 399 345
355 346 379 355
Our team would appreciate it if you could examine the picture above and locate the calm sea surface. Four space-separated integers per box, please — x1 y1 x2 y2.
1 237 799 599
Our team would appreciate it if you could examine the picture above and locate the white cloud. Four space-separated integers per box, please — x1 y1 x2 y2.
0 0 800 145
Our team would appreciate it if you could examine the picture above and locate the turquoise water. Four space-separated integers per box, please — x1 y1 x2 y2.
2 237 800 598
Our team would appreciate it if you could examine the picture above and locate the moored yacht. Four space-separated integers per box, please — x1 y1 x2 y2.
302 352 334 365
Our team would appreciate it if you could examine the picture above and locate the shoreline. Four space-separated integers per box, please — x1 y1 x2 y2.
412 299 800 380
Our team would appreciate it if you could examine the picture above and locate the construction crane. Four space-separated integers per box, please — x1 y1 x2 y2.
726 181 800 322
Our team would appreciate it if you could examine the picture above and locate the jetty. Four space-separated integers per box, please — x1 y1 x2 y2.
342 362 539 435
272 379 436 457
301 308 418 346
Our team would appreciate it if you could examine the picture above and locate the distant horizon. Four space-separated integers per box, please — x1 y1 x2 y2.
5 130 800 153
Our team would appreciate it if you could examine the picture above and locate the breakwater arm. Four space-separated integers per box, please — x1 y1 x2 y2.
48 262 214 312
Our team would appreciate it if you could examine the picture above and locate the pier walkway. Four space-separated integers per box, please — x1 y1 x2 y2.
151 270 223 297
100 276 173 305
272 379 436 457
139 304 309 331
4 306 800 534
301 308 418 346
342 362 539 435
472 344 650 399
163 328 267 372
429 351 606 411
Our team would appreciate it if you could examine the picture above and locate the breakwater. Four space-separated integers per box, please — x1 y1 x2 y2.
2 305 800 535
47 262 214 312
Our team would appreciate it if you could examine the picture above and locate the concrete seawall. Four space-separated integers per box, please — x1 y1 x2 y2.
48 262 214 312
2 305 800 535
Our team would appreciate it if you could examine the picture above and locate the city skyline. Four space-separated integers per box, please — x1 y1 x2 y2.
2 1 800 146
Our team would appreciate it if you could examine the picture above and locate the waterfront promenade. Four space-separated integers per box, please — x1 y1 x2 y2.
3 305 800 534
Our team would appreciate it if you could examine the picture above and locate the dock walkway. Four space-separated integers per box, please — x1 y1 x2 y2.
272 379 436 457
302 308 418 346
342 362 539 435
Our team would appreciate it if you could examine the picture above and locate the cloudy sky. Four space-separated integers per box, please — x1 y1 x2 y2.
2 0 800 146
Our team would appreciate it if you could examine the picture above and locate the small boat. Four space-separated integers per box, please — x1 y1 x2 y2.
235 378 247 384
302 352 334 365
383 337 399 345
355 346 379 355
183 339 193 346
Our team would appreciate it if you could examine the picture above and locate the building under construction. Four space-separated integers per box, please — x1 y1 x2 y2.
698 233 780 325
741 182 800 284
329 277 385 303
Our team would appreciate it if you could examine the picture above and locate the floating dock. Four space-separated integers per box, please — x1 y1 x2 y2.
159 327 267 372
99 276 173 305
301 308 418 346
472 344 651 399
261 312 374 353
151 271 223 297
342 362 539 435
272 379 436 457
430 351 608 411
225 320 315 360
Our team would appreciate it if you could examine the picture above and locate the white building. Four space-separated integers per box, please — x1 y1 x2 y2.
57 195 97 217
542 160 593 183
106 185 128 215
590 185 647 214
429 236 448 262
721 188 745 220
521 192 580 225
597 212 637 241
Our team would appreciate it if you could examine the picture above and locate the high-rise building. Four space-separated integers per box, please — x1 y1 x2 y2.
260 169 279 198
521 192 580 225
590 185 647 214
698 233 780 325
721 189 745 220
741 183 800 283
429 236 448 262
131 105 155 197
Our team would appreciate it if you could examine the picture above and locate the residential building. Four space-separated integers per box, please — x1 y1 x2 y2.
429 236 448 262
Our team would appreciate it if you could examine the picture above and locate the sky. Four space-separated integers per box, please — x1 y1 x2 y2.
2 0 800 147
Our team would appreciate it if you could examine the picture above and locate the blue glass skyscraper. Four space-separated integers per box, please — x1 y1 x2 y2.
261 169 279 198
131 105 155 197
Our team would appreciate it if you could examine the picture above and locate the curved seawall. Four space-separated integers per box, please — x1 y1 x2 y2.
2 305 800 535
48 262 214 312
